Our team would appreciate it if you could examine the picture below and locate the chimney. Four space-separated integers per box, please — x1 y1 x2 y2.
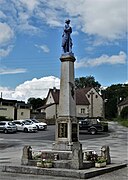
53 87 56 93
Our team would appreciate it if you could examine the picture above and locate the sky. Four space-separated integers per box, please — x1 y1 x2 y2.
0 0 127 102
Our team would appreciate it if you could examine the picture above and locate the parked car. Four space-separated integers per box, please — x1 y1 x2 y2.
79 118 103 135
24 119 47 130
0 121 17 134
12 120 37 133
96 117 108 132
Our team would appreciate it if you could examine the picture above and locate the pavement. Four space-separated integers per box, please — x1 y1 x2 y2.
0 121 127 179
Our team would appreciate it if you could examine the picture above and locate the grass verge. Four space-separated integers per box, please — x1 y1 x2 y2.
116 118 128 127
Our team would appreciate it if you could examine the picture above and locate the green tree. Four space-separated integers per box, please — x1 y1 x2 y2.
75 76 101 89
120 106 128 119
102 84 128 119
27 97 46 110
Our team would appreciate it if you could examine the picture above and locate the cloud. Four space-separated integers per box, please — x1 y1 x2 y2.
0 86 14 99
0 22 14 57
72 31 79 36
1 0 126 41
0 10 6 18
81 0 126 40
0 76 60 102
40 0 127 40
0 45 14 57
75 51 126 68
0 67 27 75
19 0 39 11
35 44 50 53
0 22 14 45
0 0 126 58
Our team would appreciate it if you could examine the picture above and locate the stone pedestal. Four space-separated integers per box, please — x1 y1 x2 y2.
101 145 111 164
53 116 79 151
21 146 32 165
70 142 83 169
53 54 79 151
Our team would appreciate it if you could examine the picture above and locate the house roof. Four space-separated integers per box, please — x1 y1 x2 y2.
76 88 91 105
37 103 55 110
50 88 60 104
45 87 91 106
0 98 17 103
118 97 128 106
0 98 30 108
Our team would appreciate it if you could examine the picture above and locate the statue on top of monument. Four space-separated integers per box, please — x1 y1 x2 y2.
62 19 73 54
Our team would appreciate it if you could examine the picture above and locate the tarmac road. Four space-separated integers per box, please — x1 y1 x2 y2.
0 121 127 179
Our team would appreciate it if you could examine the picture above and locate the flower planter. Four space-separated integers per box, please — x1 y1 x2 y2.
37 161 52 168
95 162 106 168
37 161 42 167
44 162 52 168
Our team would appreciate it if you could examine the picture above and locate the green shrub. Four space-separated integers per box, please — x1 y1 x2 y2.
95 157 106 163
0 116 7 121
119 120 128 127
120 106 128 119
0 116 13 121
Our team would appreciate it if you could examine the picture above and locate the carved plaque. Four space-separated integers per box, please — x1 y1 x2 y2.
58 123 68 138
72 123 78 142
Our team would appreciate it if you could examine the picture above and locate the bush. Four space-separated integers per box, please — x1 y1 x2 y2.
120 106 128 119
119 120 128 127
0 116 13 121
0 116 7 121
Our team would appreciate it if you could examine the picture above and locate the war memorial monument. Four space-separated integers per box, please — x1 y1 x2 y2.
2 19 127 179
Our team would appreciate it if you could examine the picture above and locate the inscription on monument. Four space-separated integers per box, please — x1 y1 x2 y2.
58 123 68 138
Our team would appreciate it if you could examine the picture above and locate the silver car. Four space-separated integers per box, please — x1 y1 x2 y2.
25 119 47 130
12 120 37 133
0 121 17 134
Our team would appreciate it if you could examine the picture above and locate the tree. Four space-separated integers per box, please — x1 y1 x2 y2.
75 76 101 89
120 106 128 119
27 97 46 110
102 84 128 119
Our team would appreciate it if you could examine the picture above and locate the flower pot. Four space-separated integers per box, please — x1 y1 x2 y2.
37 162 42 167
95 162 106 168
44 162 52 168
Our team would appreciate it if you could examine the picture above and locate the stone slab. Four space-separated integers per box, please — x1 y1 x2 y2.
2 163 127 179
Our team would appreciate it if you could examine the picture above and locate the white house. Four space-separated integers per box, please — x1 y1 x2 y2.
38 87 103 120
0 98 31 120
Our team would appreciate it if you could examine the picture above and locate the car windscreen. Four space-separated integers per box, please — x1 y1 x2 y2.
24 121 32 125
11 122 16 125
32 119 39 123
8 122 14 126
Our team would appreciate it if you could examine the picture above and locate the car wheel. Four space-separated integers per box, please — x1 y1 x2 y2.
90 128 97 135
4 129 8 134
24 128 28 133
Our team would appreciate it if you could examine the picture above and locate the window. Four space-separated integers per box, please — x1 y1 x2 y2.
0 122 5 125
95 95 98 98
81 108 85 114
21 112 24 116
0 108 7 111
88 94 90 98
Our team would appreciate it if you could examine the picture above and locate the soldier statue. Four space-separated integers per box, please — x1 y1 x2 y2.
62 19 73 53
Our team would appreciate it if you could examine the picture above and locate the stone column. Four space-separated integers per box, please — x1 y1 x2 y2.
53 54 79 151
